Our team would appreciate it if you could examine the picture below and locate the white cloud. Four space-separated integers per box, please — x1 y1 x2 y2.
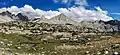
74 0 87 6
44 10 61 19
7 6 20 14
0 8 7 13
62 0 69 3
0 5 61 19
95 7 108 14
35 9 61 19
0 4 113 21
110 13 120 15
59 7 113 21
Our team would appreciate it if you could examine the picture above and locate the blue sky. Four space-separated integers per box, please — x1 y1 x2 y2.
0 0 119 12
0 0 120 20
0 0 68 10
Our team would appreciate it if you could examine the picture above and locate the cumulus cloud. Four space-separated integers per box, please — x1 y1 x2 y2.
59 7 113 21
35 9 61 19
0 4 113 21
52 0 112 21
0 5 61 19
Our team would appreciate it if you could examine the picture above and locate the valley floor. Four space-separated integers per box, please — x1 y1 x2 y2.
0 33 120 55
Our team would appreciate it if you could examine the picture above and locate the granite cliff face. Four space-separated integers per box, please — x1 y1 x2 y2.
16 13 29 21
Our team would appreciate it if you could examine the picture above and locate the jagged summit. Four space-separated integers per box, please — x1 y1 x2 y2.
39 14 77 24
0 11 37 22
50 14 70 21
0 11 15 18
0 11 11 16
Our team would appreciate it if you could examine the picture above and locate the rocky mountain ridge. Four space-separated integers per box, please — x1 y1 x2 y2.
0 11 120 33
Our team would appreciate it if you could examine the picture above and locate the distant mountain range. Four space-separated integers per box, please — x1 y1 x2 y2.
0 11 120 33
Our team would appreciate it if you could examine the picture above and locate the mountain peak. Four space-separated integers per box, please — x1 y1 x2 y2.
0 11 11 15
0 11 15 18
50 14 70 21
39 13 77 24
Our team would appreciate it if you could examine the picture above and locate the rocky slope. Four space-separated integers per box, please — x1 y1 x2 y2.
0 11 15 23
0 21 120 55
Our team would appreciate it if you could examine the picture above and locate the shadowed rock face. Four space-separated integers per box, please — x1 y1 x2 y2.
0 11 13 17
16 13 29 21
104 20 120 31
0 11 30 22
105 20 120 25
